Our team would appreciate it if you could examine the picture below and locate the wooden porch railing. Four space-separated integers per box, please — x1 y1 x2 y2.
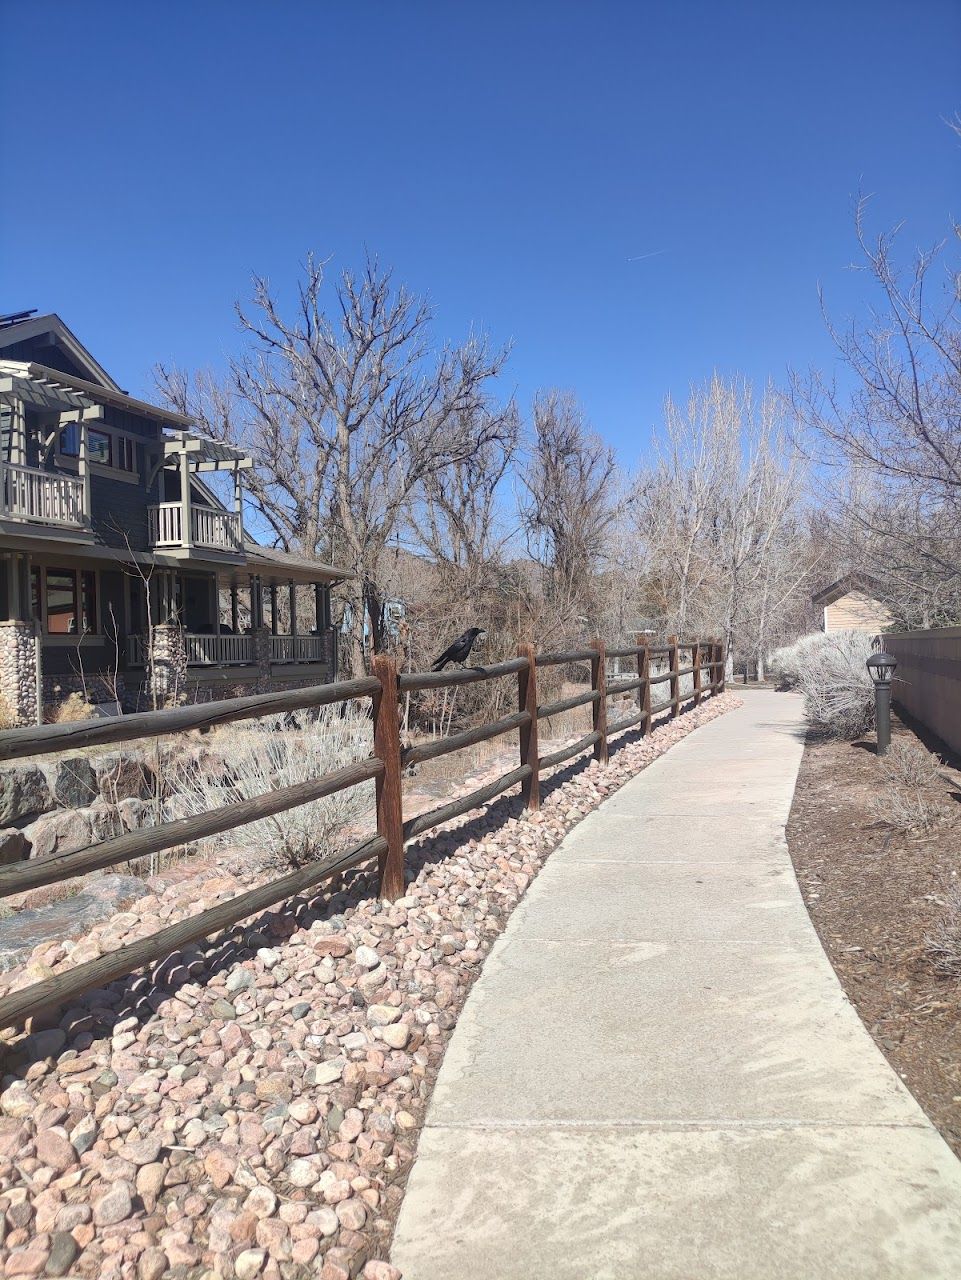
270 633 332 664
147 503 243 551
0 463 86 527
0 635 724 1030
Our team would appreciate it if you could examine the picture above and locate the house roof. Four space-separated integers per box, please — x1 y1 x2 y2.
811 572 884 609
0 359 195 428
0 313 122 391
243 542 354 584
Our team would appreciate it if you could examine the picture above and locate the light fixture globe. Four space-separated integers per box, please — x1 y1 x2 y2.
866 652 897 686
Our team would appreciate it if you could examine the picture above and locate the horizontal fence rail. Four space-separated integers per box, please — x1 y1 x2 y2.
0 633 724 1030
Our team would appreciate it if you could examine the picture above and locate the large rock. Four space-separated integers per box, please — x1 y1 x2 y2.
0 765 53 825
44 755 98 809
93 751 155 802
0 828 30 865
23 809 92 859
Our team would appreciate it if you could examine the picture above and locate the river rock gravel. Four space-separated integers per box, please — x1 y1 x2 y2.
0 694 738 1280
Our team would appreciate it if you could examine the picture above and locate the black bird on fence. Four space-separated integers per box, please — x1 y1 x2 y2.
431 627 486 671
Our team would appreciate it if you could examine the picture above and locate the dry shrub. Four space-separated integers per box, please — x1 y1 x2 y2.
925 887 961 979
45 692 97 724
770 634 825 688
165 704 373 869
790 630 876 738
870 739 947 834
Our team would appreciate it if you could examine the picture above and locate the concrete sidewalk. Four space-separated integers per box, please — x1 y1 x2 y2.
391 692 961 1279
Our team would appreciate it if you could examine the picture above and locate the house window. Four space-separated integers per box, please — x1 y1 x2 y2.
46 570 78 633
88 429 112 467
30 568 41 624
42 568 99 635
60 423 79 457
117 437 135 471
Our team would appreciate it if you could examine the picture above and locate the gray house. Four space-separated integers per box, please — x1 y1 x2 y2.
0 310 349 723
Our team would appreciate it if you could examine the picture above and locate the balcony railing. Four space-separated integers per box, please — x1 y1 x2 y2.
0 463 86 527
147 503 243 552
270 633 333 664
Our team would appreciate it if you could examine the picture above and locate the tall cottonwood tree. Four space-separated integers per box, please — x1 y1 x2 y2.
792 200 961 625
157 254 511 674
520 391 622 636
637 374 820 669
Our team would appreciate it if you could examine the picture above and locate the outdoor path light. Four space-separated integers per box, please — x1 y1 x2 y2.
866 651 898 756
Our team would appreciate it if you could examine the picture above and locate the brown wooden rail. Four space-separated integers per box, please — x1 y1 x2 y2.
0 634 724 1029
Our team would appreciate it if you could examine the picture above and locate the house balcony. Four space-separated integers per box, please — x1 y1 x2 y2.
147 503 243 553
0 463 87 529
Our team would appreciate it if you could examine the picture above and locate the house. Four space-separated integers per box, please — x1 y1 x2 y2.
811 573 893 635
0 310 351 723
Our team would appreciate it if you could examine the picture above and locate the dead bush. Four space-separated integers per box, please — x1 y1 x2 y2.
45 692 97 724
792 630 876 738
869 739 947 834
925 887 961 979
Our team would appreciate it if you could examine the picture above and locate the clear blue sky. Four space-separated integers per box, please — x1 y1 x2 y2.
2 1 958 461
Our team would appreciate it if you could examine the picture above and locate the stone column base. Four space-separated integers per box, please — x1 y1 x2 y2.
0 620 40 727
147 624 188 708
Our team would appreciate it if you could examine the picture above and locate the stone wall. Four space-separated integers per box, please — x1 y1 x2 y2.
0 621 39 727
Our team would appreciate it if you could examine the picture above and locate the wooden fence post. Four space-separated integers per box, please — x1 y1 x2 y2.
591 637 609 764
717 637 726 694
667 634 680 718
371 654 405 900
636 634 652 737
692 640 702 707
517 643 540 812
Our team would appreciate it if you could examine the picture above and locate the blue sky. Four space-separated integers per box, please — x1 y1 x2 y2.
1 1 958 463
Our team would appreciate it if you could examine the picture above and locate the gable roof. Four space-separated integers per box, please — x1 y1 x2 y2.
0 313 121 391
811 572 884 610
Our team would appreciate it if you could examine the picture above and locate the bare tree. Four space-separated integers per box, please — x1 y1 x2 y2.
792 199 961 625
520 391 622 637
157 253 511 674
637 374 820 667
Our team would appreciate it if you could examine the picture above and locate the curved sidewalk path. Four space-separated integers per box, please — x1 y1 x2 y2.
392 691 961 1279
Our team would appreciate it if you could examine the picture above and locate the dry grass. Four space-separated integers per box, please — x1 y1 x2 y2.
45 692 97 724
870 739 949 835
925 888 961 980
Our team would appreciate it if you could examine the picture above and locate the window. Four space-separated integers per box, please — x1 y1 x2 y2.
116 437 135 472
30 569 41 624
88 429 112 467
60 423 79 457
46 570 78 634
42 568 99 635
60 424 133 471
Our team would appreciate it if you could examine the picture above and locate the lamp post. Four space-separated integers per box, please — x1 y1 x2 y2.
866 651 898 756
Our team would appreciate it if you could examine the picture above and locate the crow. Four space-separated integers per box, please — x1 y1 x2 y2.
431 627 486 671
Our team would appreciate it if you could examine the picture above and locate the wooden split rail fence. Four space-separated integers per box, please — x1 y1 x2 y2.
0 635 724 1030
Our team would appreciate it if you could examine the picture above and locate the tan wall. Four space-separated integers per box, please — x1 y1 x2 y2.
823 592 893 634
887 626 961 757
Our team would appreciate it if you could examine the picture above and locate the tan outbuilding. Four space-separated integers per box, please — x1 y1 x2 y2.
812 573 893 635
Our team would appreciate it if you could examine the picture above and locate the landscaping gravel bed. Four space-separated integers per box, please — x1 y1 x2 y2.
0 693 739 1280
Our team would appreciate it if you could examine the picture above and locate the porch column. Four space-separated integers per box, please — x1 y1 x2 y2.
0 617 40 726
148 623 188 709
233 465 244 543
230 583 239 634
249 575 264 630
180 447 193 549
78 418 91 522
269 583 278 635
289 580 297 637
314 583 324 633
